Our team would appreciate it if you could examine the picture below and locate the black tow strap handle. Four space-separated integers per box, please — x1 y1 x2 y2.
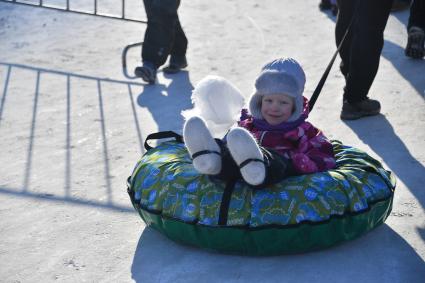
144 131 183 151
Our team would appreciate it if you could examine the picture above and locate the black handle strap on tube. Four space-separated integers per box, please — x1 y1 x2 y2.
218 178 237 226
308 2 360 111
144 131 183 151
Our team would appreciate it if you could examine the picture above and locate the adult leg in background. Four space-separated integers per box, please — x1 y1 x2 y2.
336 0 393 120
406 0 425 58
135 0 182 83
163 12 188 73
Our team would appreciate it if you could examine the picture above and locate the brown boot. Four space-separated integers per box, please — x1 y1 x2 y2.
340 99 381 120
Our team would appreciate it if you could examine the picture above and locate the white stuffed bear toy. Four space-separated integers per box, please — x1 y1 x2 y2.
182 75 266 185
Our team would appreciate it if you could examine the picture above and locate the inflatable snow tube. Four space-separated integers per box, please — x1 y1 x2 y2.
127 132 396 255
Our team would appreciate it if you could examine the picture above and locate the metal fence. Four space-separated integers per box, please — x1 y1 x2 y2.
0 0 147 23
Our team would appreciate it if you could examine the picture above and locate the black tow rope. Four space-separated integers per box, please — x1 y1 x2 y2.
308 3 359 111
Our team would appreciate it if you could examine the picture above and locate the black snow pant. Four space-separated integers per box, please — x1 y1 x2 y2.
212 140 295 188
142 0 188 68
408 0 425 30
335 0 393 103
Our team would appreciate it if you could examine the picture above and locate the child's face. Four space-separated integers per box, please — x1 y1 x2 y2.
261 94 295 125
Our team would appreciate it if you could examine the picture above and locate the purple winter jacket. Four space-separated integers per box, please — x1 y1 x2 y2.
238 98 336 174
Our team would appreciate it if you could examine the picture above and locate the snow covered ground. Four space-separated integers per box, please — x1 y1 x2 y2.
0 0 424 282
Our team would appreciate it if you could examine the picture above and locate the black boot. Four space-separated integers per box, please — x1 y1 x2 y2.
340 98 381 120
405 26 425 59
134 61 157 84
163 55 188 74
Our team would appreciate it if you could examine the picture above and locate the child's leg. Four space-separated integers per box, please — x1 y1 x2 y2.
226 127 266 186
210 139 242 182
260 148 295 186
183 116 222 175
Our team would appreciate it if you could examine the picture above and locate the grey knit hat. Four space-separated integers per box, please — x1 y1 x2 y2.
249 58 306 122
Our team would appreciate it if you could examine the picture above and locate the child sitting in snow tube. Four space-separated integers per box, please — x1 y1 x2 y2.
127 58 395 255
183 58 336 188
